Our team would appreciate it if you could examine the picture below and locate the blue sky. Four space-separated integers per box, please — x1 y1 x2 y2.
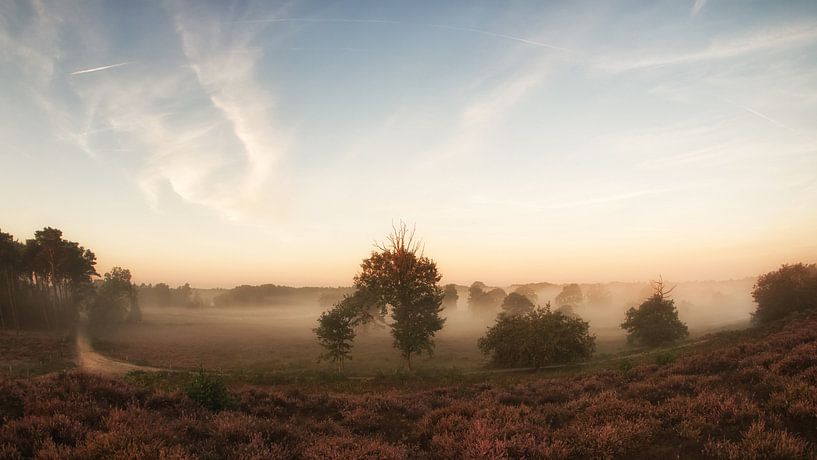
2 0 817 287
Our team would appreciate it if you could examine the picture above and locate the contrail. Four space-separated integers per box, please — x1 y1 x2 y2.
740 106 789 129
428 24 569 51
70 62 131 75
229 18 568 51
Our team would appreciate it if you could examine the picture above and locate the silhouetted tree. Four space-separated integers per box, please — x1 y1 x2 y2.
90 267 139 326
153 283 172 307
621 277 688 347
0 230 23 330
751 263 817 324
0 227 96 330
314 297 358 372
501 292 535 316
478 303 595 368
555 283 583 308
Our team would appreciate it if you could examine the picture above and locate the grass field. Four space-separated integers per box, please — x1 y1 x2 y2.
86 305 747 380
89 306 495 374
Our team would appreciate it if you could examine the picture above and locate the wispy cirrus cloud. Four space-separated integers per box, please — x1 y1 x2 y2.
230 17 569 51
692 0 708 16
597 22 817 72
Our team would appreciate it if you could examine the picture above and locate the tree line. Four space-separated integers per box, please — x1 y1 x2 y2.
0 227 166 331
0 227 97 330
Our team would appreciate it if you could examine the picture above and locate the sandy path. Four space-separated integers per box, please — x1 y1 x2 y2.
75 325 164 376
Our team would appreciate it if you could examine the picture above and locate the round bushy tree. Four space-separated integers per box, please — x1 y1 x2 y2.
752 263 817 324
501 292 535 316
478 304 595 368
621 279 688 347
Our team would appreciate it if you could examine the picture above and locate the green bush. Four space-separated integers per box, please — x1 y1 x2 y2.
654 352 677 365
478 304 595 368
184 368 231 411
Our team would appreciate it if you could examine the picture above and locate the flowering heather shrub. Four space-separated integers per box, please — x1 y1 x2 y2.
0 313 816 458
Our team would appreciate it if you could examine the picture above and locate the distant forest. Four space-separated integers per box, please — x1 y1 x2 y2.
211 284 353 308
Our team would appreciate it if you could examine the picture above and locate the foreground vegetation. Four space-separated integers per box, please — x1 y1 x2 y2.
1 311 815 458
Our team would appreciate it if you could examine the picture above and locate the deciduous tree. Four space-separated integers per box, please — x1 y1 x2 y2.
621 277 688 347
751 263 817 324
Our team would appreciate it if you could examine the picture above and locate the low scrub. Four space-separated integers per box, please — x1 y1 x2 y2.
0 313 816 458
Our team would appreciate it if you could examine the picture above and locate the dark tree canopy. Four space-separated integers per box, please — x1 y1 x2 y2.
752 263 817 324
314 296 358 372
555 283 583 308
478 304 595 368
0 227 97 330
501 292 535 316
555 304 577 318
621 278 688 347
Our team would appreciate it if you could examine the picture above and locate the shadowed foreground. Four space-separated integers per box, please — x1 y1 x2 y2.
1 313 816 459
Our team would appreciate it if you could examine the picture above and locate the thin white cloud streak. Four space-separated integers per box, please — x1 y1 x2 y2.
427 24 569 51
230 17 568 51
738 106 789 129
598 22 817 72
543 188 677 209
70 62 131 75
424 56 556 165
692 0 707 16
471 188 678 210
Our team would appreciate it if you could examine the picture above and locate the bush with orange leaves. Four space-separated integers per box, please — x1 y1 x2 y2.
1 312 816 458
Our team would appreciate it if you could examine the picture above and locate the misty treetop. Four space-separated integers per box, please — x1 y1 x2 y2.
442 284 458 309
555 283 583 308
500 292 535 316
468 281 506 317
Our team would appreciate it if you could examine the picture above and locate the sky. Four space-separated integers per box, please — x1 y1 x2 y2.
2 0 817 288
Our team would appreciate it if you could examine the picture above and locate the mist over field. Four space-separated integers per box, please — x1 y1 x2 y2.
2 0 817 457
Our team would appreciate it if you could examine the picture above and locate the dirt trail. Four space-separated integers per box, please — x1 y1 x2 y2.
76 325 164 376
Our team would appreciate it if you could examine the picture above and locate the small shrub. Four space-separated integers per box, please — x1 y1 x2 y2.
618 360 634 374
655 352 677 365
184 368 231 411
